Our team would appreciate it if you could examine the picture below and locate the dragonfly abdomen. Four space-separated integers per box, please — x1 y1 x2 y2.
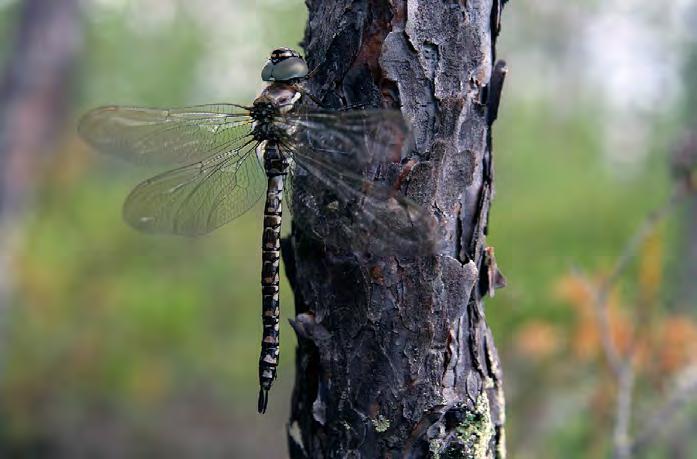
258 142 288 413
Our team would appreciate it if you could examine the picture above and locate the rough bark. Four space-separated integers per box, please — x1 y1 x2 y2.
283 1 507 457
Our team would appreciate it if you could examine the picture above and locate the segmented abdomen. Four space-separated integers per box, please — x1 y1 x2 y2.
258 142 286 413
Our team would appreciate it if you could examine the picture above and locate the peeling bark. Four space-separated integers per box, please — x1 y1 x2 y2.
283 1 507 457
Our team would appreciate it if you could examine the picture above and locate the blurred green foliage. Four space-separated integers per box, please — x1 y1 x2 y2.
491 100 667 327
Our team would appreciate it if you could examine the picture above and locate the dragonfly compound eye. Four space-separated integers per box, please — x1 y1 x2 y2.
261 48 309 82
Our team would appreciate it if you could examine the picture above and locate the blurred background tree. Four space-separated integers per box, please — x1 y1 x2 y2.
0 0 694 458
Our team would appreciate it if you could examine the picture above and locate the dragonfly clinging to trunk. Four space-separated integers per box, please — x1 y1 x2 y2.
78 48 440 413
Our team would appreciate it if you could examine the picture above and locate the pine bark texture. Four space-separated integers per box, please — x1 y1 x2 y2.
283 1 507 457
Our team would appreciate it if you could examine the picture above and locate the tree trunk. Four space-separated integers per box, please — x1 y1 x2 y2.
283 1 507 457
672 132 697 307
674 41 697 308
0 0 81 217
0 0 81 315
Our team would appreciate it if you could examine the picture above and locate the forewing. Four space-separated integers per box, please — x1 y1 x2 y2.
123 140 265 236
280 109 410 173
287 141 441 256
78 104 253 166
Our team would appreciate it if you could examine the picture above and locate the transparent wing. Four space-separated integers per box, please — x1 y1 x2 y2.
290 148 440 255
123 140 265 236
279 109 409 172
78 104 253 166
280 109 441 255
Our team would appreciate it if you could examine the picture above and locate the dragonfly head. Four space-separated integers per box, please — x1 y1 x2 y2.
261 48 309 82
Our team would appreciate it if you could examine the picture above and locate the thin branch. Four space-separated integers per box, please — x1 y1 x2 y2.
579 180 695 459
579 274 635 459
630 365 697 454
580 274 624 377
602 183 691 292
613 364 635 459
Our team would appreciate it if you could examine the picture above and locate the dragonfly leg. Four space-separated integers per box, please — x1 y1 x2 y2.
297 86 325 108
298 86 370 112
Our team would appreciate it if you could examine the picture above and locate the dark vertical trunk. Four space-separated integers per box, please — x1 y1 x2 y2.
675 41 697 307
0 0 82 217
682 197 697 301
283 1 507 457
672 132 697 307
0 0 81 314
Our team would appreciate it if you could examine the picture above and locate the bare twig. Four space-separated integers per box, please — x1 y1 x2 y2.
603 183 691 293
581 273 624 377
630 365 697 454
579 274 635 459
583 184 689 372
579 180 695 459
613 364 635 459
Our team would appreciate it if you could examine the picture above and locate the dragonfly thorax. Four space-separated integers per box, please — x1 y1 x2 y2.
257 83 302 114
250 106 286 143
250 102 277 136
251 84 302 143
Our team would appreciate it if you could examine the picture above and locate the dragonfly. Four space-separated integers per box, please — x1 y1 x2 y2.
78 48 440 413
